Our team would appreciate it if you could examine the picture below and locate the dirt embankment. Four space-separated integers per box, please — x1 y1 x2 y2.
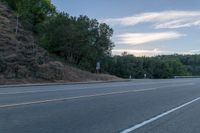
0 1 120 85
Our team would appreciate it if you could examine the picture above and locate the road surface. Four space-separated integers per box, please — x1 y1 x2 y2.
0 79 200 133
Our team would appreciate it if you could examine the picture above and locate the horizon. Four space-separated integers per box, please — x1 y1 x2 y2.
52 0 200 57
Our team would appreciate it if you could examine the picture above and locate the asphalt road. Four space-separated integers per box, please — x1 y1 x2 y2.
0 79 200 133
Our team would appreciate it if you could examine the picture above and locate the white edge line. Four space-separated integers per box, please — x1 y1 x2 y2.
120 96 200 133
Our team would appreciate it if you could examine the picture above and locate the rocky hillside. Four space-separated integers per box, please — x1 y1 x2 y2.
0 1 119 84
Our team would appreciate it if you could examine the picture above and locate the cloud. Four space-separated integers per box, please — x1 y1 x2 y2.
112 48 172 56
116 32 185 45
180 49 200 55
102 11 200 29
112 49 200 57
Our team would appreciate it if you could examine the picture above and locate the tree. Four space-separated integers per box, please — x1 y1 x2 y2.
3 0 56 30
37 13 114 71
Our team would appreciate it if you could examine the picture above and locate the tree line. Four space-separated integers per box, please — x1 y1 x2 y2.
103 54 190 79
2 0 200 78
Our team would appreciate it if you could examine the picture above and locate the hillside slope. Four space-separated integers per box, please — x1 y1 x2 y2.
0 1 119 84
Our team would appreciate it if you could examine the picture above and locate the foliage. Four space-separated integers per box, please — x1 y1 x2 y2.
3 0 55 29
37 13 114 71
106 54 190 79
157 54 200 76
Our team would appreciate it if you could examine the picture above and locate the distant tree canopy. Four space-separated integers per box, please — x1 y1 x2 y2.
157 54 200 76
106 54 190 79
37 13 114 71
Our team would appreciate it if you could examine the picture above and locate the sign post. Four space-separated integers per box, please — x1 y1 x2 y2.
96 61 101 74
144 74 147 79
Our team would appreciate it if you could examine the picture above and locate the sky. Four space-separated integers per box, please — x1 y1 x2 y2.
52 0 200 56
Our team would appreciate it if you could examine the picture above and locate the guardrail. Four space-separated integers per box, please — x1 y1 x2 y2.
174 76 200 79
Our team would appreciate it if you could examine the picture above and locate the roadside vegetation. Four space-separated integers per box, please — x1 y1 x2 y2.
2 0 200 79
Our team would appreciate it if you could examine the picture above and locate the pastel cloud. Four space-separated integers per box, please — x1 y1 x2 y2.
112 49 200 57
102 11 200 29
112 48 172 57
116 32 185 45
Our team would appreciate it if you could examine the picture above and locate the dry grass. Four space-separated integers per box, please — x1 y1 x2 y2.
0 2 120 85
